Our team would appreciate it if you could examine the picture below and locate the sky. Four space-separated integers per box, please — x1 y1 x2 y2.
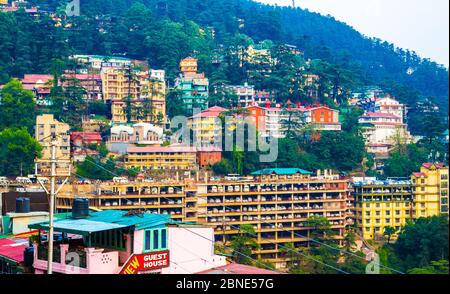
256 0 449 67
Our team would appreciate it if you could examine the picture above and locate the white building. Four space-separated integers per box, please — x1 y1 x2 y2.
359 112 411 154
219 82 255 107
150 69 165 81
374 96 407 123
108 123 164 154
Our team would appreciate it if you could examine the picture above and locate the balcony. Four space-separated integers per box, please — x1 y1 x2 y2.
33 242 121 274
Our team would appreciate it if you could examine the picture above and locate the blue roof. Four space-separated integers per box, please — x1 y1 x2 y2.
28 210 171 235
251 168 312 176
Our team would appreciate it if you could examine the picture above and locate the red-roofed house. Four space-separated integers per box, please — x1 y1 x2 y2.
304 106 341 131
71 132 103 162
20 74 53 102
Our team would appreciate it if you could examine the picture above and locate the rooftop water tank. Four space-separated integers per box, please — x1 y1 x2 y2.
72 198 89 219
16 197 30 213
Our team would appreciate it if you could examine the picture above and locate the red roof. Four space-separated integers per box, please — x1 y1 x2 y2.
21 74 53 84
71 132 102 142
369 122 403 126
0 239 27 263
196 263 280 274
422 162 447 169
307 106 338 112
362 112 401 119
64 74 101 81
192 106 228 118
413 172 427 178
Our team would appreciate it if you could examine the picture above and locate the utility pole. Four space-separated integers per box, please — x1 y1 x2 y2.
36 134 70 274
47 138 57 274
292 0 296 8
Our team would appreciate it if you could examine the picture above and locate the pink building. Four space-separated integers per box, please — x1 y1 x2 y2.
29 210 226 274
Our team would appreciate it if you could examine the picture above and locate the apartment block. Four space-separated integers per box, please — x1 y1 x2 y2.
57 168 349 269
176 57 209 110
35 114 71 174
353 179 413 240
411 162 449 217
188 106 228 147
125 146 198 171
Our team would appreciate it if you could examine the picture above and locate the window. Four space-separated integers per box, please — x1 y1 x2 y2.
145 231 151 250
144 228 168 252
161 229 167 248
153 230 159 249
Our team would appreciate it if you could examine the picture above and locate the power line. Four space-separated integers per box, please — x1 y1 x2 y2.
70 144 404 273
227 224 349 274
72 157 343 273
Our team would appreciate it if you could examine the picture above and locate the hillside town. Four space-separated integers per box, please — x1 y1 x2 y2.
0 0 449 277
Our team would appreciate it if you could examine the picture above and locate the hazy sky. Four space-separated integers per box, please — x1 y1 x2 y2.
257 0 449 67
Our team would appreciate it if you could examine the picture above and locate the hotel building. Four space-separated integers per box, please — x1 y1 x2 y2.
56 168 349 269
352 178 413 240
411 162 449 217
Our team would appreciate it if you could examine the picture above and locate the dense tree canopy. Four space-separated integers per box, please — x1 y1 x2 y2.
0 79 36 134
0 128 42 177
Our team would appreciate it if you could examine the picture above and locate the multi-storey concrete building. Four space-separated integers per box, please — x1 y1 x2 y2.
247 103 341 138
56 168 349 269
35 114 71 174
359 112 411 155
214 83 255 107
411 162 449 217
175 57 209 110
352 178 413 240
188 106 228 147
125 146 198 171
102 68 166 123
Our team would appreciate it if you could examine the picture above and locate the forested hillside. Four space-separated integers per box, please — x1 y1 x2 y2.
21 0 447 113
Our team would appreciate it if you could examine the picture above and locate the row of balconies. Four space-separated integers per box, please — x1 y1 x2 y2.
206 196 342 204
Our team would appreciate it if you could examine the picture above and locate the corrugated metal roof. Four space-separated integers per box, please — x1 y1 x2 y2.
28 210 171 235
251 168 312 175
0 238 28 263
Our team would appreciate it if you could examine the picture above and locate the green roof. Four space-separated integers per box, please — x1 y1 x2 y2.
251 168 312 176
28 210 171 236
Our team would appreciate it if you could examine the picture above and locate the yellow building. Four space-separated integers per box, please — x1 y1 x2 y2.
102 68 166 124
101 68 141 101
188 106 227 147
353 179 413 240
411 163 449 217
111 99 166 124
125 146 197 170
35 114 71 174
